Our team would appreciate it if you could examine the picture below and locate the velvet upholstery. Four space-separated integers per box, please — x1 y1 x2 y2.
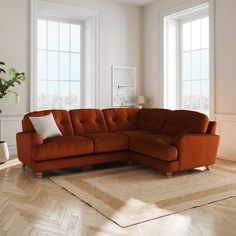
31 152 130 172
17 108 220 177
117 130 153 138
83 133 129 153
32 135 93 161
138 108 172 132
103 108 139 131
22 110 73 135
130 135 177 161
161 110 209 136
130 152 179 173
70 109 108 135
206 121 217 134
174 133 220 170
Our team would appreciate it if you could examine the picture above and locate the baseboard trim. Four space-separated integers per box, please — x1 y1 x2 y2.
217 148 236 161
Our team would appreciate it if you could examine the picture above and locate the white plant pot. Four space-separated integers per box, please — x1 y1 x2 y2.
0 141 9 163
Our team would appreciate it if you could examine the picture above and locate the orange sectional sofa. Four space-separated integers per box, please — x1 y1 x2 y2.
16 108 220 178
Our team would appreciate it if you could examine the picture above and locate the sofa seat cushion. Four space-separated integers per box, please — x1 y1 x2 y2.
117 130 154 138
32 135 93 161
83 133 129 153
130 135 178 161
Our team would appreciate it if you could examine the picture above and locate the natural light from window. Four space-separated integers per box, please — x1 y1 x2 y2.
37 19 81 110
164 3 210 116
182 17 209 115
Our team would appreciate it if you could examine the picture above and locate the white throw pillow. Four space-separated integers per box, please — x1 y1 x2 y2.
29 113 62 140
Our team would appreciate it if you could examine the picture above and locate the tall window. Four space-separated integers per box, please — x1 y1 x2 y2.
181 17 209 114
164 3 210 116
37 19 82 110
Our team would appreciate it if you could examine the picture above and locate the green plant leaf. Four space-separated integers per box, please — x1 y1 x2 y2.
9 68 17 79
0 68 6 74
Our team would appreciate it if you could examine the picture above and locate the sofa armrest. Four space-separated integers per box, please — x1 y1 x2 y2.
16 132 43 167
174 133 220 170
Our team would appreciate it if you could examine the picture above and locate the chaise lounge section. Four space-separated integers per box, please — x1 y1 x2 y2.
16 108 220 178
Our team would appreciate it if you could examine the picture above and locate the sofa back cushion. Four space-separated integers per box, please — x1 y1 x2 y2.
138 108 172 132
22 110 73 135
70 109 108 135
161 110 209 136
103 108 139 131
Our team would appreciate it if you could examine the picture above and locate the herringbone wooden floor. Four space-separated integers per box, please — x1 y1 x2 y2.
0 157 236 236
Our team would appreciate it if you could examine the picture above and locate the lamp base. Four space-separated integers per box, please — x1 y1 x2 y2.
0 141 9 164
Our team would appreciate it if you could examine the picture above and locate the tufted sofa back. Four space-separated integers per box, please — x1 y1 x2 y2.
161 110 209 136
138 109 172 132
23 108 210 137
70 109 108 134
102 108 139 132
22 110 73 135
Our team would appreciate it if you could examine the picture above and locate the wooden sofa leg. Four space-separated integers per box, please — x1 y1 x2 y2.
206 166 210 171
165 172 172 178
36 172 43 178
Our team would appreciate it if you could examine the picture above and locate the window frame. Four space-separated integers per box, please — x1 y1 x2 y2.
30 0 100 111
36 17 85 110
161 0 215 119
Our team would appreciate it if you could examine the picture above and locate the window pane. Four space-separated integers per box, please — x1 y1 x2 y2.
71 24 80 52
37 81 47 96
59 82 70 108
201 80 209 110
201 49 209 78
48 51 58 80
59 82 70 97
182 22 191 52
36 20 82 110
71 53 80 80
201 80 209 96
192 81 201 110
37 81 47 110
37 50 47 79
59 52 69 80
60 23 70 51
183 81 191 109
48 81 58 96
70 82 80 108
192 50 201 79
191 20 200 50
201 17 209 48
183 52 191 81
48 21 58 50
37 20 47 50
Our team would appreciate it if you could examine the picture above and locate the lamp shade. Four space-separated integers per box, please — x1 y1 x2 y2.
136 95 145 104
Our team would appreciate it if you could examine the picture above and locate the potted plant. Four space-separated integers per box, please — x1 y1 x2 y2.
0 61 26 113
0 61 26 163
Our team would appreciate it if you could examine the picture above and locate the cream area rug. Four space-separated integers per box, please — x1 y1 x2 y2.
50 162 236 227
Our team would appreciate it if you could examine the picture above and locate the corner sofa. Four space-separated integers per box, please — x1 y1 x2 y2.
16 108 220 178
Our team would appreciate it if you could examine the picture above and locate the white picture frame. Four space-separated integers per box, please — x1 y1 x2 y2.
112 66 136 107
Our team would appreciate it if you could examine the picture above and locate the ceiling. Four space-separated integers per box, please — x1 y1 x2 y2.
113 0 156 6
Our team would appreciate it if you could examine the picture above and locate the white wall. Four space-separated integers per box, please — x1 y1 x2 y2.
0 0 142 114
143 0 236 160
0 0 142 154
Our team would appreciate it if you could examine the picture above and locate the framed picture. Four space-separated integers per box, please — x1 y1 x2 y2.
112 66 136 107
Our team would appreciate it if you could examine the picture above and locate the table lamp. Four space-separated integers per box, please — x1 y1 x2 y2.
136 95 145 109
